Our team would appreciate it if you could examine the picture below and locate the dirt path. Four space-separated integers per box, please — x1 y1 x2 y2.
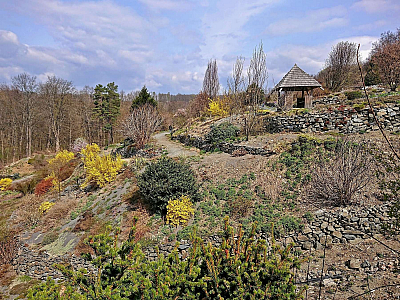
153 132 198 157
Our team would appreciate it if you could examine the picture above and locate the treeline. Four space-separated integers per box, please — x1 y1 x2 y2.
0 75 193 167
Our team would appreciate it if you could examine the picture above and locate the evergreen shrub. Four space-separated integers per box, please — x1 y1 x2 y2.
138 157 200 214
205 122 239 145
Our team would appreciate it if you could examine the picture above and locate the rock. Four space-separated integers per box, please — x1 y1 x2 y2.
297 235 309 242
320 235 333 245
301 241 313 250
321 222 328 230
332 231 342 239
323 278 337 288
346 259 361 270
303 226 312 235
361 260 371 268
343 235 356 241
178 244 190 251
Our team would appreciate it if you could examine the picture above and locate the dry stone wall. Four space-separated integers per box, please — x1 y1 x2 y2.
264 104 400 134
10 203 394 283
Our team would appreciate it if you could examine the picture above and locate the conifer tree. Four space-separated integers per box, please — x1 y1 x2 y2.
93 82 121 145
131 86 157 110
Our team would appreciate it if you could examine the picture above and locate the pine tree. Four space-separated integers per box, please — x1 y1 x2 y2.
131 86 157 110
93 82 121 145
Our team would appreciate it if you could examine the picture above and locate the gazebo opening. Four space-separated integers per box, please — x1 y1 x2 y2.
270 64 322 109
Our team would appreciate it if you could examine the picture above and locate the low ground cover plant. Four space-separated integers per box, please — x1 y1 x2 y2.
27 218 305 300
205 122 239 145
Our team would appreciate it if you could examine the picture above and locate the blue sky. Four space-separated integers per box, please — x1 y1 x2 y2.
0 0 399 94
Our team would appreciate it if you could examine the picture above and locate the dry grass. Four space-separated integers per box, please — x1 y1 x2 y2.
73 218 110 256
41 197 78 231
120 202 154 243
14 195 43 228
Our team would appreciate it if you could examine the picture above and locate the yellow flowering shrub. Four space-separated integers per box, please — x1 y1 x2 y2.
166 195 194 226
208 98 228 117
48 150 74 166
0 178 12 191
81 143 123 187
39 201 55 214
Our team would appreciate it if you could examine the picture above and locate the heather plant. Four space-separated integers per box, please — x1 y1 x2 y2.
71 137 88 154
27 218 305 300
81 143 123 188
138 156 200 214
0 178 12 191
166 195 194 226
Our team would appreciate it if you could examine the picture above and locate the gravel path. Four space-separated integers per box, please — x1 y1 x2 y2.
153 132 198 157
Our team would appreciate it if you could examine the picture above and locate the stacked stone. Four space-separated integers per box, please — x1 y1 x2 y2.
263 104 400 134
11 242 96 281
291 204 391 251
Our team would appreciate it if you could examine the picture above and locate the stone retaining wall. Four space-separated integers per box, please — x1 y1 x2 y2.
10 204 394 282
144 204 392 258
264 104 400 134
11 243 97 281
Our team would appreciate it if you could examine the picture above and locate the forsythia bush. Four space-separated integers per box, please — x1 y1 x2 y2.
48 150 74 166
81 143 123 187
166 195 194 226
34 177 54 196
0 178 12 191
208 98 228 117
39 201 55 214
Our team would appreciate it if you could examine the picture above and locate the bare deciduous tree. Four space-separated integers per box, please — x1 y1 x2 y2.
370 28 400 91
308 139 374 206
40 76 74 152
123 104 162 149
202 59 220 99
242 42 267 141
321 41 358 92
227 56 245 113
12 73 38 158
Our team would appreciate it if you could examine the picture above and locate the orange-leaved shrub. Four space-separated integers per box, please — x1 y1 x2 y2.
34 177 54 196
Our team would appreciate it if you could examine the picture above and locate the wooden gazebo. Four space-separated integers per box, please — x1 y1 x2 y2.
271 64 322 109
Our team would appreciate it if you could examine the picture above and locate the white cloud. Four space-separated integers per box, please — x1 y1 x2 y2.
200 0 280 58
352 0 400 13
138 0 192 11
266 35 378 88
265 6 348 36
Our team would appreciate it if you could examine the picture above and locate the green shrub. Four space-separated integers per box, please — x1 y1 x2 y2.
205 122 239 144
138 157 200 214
27 218 305 300
345 91 364 100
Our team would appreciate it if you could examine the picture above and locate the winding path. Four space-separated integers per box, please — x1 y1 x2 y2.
153 132 198 157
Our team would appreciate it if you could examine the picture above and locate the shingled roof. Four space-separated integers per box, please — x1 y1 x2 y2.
272 64 322 92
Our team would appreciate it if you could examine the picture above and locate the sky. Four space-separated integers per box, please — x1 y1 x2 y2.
0 0 399 94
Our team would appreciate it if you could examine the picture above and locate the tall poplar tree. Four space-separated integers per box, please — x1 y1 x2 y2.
93 82 121 145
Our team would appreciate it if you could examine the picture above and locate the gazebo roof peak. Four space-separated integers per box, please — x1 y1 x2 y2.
272 64 322 92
